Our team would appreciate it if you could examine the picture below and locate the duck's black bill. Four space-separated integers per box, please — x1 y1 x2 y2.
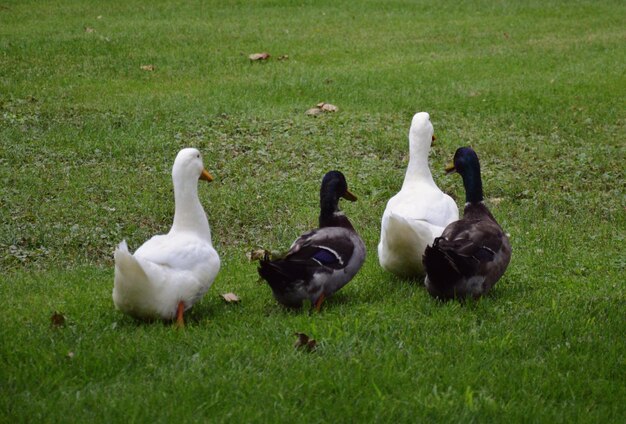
342 189 357 201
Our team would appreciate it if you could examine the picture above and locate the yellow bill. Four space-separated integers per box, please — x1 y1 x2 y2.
200 169 214 182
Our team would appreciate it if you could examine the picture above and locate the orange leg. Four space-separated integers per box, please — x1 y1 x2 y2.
314 293 326 312
176 301 185 327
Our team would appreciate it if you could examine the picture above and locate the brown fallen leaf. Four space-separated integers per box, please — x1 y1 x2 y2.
247 249 271 262
51 312 66 328
84 27 95 33
221 293 241 303
305 107 324 116
249 52 270 61
294 332 317 352
140 64 155 71
317 102 338 112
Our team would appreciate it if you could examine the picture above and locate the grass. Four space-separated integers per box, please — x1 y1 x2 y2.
1 0 625 422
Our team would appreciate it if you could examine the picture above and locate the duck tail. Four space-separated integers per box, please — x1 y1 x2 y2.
422 239 463 298
379 212 433 275
385 213 432 252
257 259 291 292
113 240 152 310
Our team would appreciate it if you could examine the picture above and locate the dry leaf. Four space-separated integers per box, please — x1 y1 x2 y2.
50 312 66 328
84 27 95 33
247 249 271 262
277 55 289 61
67 351 75 359
503 32 510 39
249 52 270 61
317 102 338 112
305 107 324 116
140 64 155 71
294 332 317 352
221 293 241 303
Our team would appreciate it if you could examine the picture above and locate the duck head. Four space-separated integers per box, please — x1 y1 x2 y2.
446 147 483 204
409 112 436 149
319 171 357 228
172 148 213 184
170 148 215 239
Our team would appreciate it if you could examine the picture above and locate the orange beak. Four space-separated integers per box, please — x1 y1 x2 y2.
200 169 214 182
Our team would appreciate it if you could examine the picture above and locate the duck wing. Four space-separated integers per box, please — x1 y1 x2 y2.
285 227 355 270
424 217 510 299
258 227 358 307
436 218 504 273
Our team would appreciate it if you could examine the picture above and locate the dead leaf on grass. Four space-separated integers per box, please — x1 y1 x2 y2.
305 107 324 116
247 249 272 261
140 64 155 71
317 102 338 112
50 312 66 328
221 293 241 303
84 27 95 33
277 55 289 61
249 52 270 61
306 102 339 116
294 332 317 352
67 351 75 359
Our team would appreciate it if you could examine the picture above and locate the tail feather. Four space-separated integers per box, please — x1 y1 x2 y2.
113 241 154 313
258 259 302 292
379 213 434 276
423 243 463 298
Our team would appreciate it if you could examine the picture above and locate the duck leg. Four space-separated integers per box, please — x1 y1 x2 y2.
314 293 326 312
176 301 185 327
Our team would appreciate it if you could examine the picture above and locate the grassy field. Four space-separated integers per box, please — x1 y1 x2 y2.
1 0 625 422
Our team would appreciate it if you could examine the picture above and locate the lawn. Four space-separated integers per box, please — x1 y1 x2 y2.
1 0 625 422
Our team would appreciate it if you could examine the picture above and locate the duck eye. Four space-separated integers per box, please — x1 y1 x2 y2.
196 154 200 158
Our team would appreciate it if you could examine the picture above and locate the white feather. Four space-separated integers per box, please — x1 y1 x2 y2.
378 112 459 278
112 148 220 321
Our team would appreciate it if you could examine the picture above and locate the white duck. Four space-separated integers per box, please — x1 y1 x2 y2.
113 148 220 326
378 112 459 278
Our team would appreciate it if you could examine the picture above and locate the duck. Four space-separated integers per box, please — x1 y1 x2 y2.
423 146 511 299
378 112 459 278
112 148 221 326
258 171 366 311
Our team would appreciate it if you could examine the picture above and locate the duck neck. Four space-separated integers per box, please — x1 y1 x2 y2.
460 165 484 205
319 196 354 230
402 136 435 188
171 177 212 243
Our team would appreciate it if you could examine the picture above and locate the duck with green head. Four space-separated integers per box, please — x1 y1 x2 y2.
423 147 511 299
258 171 366 310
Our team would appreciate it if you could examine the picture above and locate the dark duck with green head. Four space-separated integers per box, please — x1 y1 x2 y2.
423 147 511 299
258 171 366 310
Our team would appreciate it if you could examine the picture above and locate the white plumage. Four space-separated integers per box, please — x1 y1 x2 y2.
113 148 220 325
378 112 459 278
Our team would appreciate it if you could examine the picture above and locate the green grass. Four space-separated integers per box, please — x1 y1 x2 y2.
1 0 625 422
